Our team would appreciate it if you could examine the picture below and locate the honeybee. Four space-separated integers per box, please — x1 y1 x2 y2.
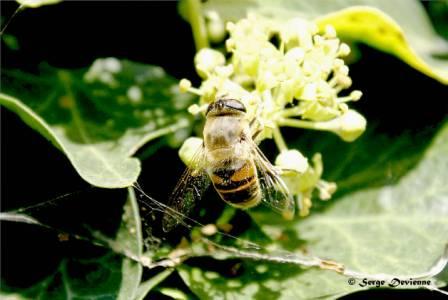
162 97 295 231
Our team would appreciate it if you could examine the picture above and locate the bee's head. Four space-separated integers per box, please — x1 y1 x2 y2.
206 98 247 117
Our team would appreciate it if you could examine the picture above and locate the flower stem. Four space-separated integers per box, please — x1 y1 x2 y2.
273 126 288 152
278 118 323 131
186 0 209 51
280 107 302 118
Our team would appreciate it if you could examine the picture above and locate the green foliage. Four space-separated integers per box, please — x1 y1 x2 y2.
0 189 143 299
290 126 439 197
135 269 175 300
0 59 195 188
115 188 143 300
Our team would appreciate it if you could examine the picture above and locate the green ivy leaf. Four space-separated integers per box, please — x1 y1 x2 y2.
116 188 143 300
179 123 448 299
179 262 361 300
135 269 174 300
2 254 128 300
199 0 448 84
289 126 440 199
0 188 144 299
0 59 194 188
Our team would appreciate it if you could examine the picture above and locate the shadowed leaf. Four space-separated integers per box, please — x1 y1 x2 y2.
0 59 194 188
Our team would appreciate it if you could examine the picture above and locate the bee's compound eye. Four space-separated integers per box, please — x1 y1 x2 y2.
224 99 246 113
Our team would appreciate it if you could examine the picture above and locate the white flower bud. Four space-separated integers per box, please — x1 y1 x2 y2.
226 22 235 32
194 48 226 79
322 39 340 56
339 65 349 76
338 76 352 88
275 149 309 173
297 194 313 217
328 109 367 142
339 103 349 112
187 104 208 115
338 43 351 57
281 18 313 50
333 58 345 69
215 65 233 78
208 20 226 44
256 71 277 92
225 38 236 51
205 11 226 43
178 137 203 168
299 101 340 121
350 90 363 101
301 83 317 100
313 35 324 46
338 110 366 141
324 25 336 38
285 47 305 64
234 51 259 77
284 153 322 193
317 180 337 200
179 79 192 93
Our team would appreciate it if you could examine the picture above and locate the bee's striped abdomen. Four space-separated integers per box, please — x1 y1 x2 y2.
210 160 261 208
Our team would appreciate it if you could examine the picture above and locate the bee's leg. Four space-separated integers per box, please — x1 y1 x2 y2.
249 117 257 128
251 128 263 140
250 116 265 141
249 97 266 141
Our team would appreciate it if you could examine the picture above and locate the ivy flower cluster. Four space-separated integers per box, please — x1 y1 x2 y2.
179 14 366 216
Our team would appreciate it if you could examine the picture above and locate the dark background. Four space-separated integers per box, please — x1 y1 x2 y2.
1 1 447 299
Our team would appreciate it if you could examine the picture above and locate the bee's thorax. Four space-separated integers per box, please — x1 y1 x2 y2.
203 115 250 152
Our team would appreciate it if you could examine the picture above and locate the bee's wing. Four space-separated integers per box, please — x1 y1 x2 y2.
251 143 295 218
162 145 211 232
